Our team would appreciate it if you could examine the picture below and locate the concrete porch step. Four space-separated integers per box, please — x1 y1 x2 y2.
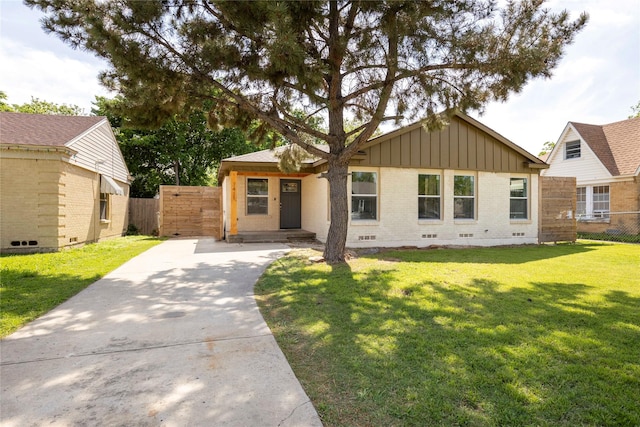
227 230 316 244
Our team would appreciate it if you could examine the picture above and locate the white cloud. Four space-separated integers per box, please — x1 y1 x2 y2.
0 39 111 113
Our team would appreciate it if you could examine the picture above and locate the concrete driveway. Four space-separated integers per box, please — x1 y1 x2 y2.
0 238 322 426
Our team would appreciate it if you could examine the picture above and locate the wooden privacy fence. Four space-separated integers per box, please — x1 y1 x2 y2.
128 198 160 235
159 186 222 239
539 176 577 243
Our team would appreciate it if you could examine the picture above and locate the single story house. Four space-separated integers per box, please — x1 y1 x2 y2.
542 117 640 235
218 112 549 247
0 112 130 252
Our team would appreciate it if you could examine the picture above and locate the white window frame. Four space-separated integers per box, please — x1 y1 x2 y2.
576 187 587 216
509 177 528 220
351 171 378 221
453 174 475 220
577 185 610 222
247 178 269 215
418 173 441 220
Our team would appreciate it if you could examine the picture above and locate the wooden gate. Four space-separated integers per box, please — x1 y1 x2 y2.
539 176 577 243
159 186 222 239
128 198 160 235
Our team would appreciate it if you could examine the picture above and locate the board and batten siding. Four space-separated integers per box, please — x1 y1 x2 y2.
542 125 611 183
67 120 129 183
357 116 531 173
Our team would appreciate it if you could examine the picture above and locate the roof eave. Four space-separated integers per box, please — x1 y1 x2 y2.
0 143 78 156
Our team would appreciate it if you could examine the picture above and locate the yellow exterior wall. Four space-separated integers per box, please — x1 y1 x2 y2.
59 162 129 247
234 175 281 231
1 149 129 252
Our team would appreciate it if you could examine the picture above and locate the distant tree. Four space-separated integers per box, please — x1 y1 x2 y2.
0 91 10 111
538 141 556 157
0 92 83 115
29 0 588 263
630 101 640 119
93 96 267 197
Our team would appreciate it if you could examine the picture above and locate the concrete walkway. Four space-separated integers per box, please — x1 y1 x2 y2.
0 238 322 426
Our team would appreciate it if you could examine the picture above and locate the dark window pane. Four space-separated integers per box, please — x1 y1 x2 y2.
510 178 527 198
419 197 440 219
419 174 440 196
247 197 268 214
454 176 474 196
247 179 268 195
351 195 377 220
352 172 377 195
510 199 527 219
454 198 474 219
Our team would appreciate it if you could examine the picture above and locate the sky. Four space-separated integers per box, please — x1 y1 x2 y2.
1 0 639 156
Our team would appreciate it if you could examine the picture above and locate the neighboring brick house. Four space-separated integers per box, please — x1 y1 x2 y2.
0 112 130 252
218 112 549 247
542 117 640 235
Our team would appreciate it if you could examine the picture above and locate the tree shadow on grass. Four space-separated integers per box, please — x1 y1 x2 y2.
256 256 640 427
378 241 602 264
0 270 101 337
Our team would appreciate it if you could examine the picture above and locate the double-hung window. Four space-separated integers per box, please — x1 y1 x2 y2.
418 174 441 219
576 185 609 220
592 186 610 218
454 175 475 219
351 172 377 220
247 178 269 215
509 177 528 219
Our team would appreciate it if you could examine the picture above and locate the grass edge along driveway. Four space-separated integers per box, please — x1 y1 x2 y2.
0 236 164 337
256 242 640 427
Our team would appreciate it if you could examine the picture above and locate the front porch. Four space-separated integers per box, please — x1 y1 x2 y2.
226 229 316 244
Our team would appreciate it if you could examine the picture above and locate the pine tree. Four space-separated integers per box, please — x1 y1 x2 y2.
28 0 588 263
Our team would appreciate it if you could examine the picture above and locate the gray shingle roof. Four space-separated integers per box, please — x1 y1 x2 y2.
222 144 328 163
0 112 105 147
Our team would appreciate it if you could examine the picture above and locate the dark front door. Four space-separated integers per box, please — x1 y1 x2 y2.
280 179 301 229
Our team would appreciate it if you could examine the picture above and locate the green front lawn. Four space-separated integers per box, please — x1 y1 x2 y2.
256 242 640 426
0 236 163 337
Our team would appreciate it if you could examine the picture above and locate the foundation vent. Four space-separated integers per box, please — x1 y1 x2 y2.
512 232 525 237
358 235 377 241
459 233 474 238
422 234 438 239
10 240 38 247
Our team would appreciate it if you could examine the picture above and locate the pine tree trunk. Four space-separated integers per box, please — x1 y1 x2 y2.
323 159 349 264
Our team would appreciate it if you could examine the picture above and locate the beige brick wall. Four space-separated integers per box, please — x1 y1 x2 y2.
59 162 129 247
341 167 540 248
1 152 65 251
224 166 542 247
611 179 640 213
577 178 640 235
1 151 129 252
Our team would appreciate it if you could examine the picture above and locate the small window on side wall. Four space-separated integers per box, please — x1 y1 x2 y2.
509 177 528 219
565 140 581 159
247 178 269 215
100 193 109 220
